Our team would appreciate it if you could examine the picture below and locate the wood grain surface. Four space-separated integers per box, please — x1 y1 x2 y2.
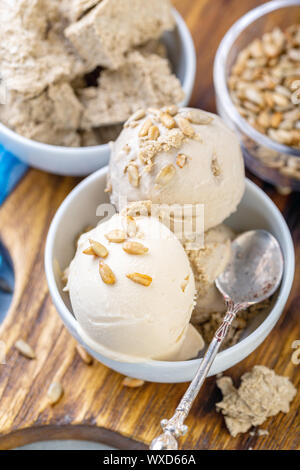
0 0 299 450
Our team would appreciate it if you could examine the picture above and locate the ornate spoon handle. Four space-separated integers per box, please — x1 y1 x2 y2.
150 300 247 450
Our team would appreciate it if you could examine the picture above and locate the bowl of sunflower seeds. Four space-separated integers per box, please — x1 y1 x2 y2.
214 0 300 193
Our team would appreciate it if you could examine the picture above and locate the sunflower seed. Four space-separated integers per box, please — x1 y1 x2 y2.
268 128 293 145
15 339 35 359
181 110 213 125
176 153 188 168
270 112 283 128
176 116 195 137
211 155 221 177
181 275 190 292
124 216 137 238
257 111 271 128
104 182 112 193
287 157 300 170
126 273 152 286
279 166 300 179
160 112 176 129
47 381 63 405
99 262 116 284
82 246 95 255
105 230 126 243
147 125 160 140
130 109 145 121
279 120 293 131
288 48 300 62
272 92 290 108
263 41 282 58
139 118 153 137
249 38 264 58
162 105 178 116
244 88 264 107
122 377 145 388
76 344 93 365
123 241 148 255
155 164 176 185
127 164 139 188
147 107 160 117
87 239 108 258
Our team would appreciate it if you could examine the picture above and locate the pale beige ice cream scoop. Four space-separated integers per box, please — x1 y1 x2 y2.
108 107 245 233
66 213 204 362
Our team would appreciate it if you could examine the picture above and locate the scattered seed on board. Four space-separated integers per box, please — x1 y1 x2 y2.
47 381 63 405
122 377 145 388
76 344 93 365
15 339 35 359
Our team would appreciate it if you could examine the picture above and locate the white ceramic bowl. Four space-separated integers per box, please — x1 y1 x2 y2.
45 168 295 383
0 10 196 177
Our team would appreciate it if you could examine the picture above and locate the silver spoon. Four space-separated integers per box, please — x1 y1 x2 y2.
150 230 284 450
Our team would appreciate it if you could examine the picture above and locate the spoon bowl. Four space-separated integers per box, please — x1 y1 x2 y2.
216 230 284 306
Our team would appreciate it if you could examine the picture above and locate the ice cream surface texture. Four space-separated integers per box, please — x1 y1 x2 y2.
66 213 204 362
109 107 245 232
186 224 235 323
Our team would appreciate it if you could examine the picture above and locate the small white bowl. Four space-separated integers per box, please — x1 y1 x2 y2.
45 168 295 383
0 10 196 177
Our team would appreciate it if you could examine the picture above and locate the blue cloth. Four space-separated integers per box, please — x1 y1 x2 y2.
0 145 25 308
0 145 27 205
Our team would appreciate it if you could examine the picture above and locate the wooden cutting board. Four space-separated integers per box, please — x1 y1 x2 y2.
0 0 299 450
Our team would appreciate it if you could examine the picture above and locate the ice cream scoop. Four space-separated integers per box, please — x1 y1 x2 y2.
108 107 245 233
65 212 204 362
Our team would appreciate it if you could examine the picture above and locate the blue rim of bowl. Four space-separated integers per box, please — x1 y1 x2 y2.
213 0 300 159
45 168 295 370
0 8 196 156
